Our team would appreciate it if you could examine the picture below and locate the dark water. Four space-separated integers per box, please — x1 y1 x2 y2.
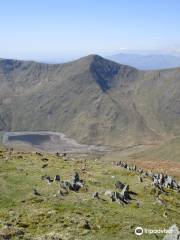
8 134 51 145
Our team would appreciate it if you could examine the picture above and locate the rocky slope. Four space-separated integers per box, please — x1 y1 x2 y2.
0 147 179 240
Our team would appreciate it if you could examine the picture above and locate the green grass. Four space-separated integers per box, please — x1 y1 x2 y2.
129 136 180 162
0 147 179 239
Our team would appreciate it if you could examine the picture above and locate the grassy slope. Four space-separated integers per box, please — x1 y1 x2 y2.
0 147 179 239
130 137 180 162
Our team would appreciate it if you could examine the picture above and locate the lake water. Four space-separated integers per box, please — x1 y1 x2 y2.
2 131 108 153
8 134 51 145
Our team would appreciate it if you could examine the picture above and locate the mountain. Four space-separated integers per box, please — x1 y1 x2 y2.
0 54 180 146
108 53 180 70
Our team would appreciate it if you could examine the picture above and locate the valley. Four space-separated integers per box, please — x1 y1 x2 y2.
1 1 180 239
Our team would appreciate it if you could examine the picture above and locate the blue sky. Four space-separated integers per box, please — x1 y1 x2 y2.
0 0 180 61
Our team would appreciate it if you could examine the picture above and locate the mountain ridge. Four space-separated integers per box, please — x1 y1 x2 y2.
0 54 180 146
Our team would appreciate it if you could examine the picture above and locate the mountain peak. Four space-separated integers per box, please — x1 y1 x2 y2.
77 54 105 63
72 54 137 92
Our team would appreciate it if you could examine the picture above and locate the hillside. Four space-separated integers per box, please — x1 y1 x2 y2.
129 137 180 163
0 147 179 239
0 55 180 146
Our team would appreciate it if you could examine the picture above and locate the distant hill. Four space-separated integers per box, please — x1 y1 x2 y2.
0 55 180 146
108 53 180 70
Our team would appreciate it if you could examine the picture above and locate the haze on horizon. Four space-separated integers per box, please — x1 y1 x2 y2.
1 0 180 62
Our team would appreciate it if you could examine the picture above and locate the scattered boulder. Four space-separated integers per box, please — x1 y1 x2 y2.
41 175 54 185
116 161 180 192
120 184 132 202
42 164 48 168
61 180 72 190
41 158 49 162
152 174 179 191
92 192 99 199
138 176 143 183
60 173 84 192
46 176 54 185
105 183 136 205
72 172 80 183
54 175 61 183
115 181 125 190
110 191 128 205
70 172 84 192
36 152 43 156
138 168 143 174
56 152 60 157
41 174 49 180
136 200 141 208
163 211 168 218
104 190 113 197
82 220 91 230
33 188 41 196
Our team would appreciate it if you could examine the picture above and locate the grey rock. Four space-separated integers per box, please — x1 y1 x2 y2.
92 192 99 199
138 176 143 182
104 190 113 197
72 172 80 183
115 181 125 190
54 175 61 182
33 188 41 196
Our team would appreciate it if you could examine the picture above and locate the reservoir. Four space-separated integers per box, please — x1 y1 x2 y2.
2 131 107 153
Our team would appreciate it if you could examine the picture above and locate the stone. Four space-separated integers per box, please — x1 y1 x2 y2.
92 192 99 199
46 176 54 185
56 152 60 157
72 172 80 183
104 190 112 197
36 152 43 156
42 164 48 168
33 188 41 196
138 168 143 174
82 220 91 230
61 181 72 190
120 185 131 201
54 175 61 182
163 211 168 218
136 201 141 208
138 176 143 182
115 181 125 190
41 158 49 162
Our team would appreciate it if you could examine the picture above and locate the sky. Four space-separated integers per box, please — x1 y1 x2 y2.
0 0 180 62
